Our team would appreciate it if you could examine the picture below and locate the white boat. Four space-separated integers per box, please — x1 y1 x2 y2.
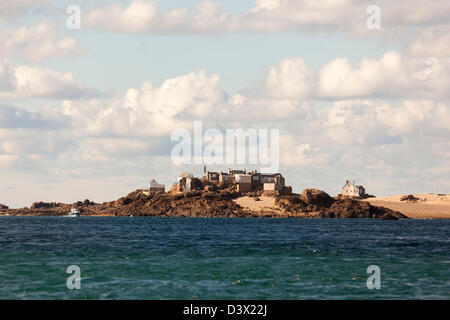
67 208 81 217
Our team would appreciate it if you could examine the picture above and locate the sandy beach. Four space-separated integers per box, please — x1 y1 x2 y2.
363 194 450 219
235 194 450 219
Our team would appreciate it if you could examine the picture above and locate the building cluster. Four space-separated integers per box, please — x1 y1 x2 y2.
206 168 286 193
146 171 368 198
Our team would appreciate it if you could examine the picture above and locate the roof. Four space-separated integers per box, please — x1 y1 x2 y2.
149 179 165 188
343 180 365 189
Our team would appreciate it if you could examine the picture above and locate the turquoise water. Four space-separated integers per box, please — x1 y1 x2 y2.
0 217 449 299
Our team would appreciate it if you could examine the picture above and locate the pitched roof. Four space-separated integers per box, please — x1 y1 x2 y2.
149 179 165 188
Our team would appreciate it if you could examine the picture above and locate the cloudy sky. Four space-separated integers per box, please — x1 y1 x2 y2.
1 0 449 207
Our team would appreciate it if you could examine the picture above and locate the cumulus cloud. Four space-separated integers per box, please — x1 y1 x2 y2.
2 66 450 206
0 60 16 91
77 0 450 59
82 0 450 34
263 52 450 100
0 104 68 129
0 22 86 62
318 52 450 99
63 70 227 137
266 58 316 99
408 26 450 57
85 0 160 33
279 134 326 167
323 99 450 147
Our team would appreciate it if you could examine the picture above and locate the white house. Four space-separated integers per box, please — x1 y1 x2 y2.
342 180 366 197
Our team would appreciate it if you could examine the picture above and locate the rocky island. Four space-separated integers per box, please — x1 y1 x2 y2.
2 169 419 219
1 188 407 220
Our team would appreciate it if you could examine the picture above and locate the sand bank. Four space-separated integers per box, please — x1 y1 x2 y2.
363 194 450 219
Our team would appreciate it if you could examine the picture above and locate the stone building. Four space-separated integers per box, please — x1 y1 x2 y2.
149 179 165 194
206 168 287 193
235 173 252 192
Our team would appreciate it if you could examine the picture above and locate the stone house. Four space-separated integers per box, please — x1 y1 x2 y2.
149 179 165 194
206 171 219 181
235 173 252 192
206 168 286 193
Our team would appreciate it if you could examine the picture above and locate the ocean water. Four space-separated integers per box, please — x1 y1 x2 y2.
0 217 448 300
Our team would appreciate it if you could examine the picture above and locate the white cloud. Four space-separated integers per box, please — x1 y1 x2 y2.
250 0 282 13
60 70 227 138
318 52 450 99
262 52 450 100
0 22 86 62
408 26 450 57
85 0 159 33
0 104 68 129
82 0 450 34
2 66 450 206
279 134 326 167
0 60 16 91
78 0 450 60
0 0 47 21
323 99 450 146
266 58 316 99
0 63 98 100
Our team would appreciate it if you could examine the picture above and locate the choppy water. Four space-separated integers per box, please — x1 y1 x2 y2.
0 217 449 299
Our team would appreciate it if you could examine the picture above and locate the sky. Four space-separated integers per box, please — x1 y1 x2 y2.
1 0 449 208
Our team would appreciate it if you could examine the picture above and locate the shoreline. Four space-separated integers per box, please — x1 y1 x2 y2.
2 191 449 219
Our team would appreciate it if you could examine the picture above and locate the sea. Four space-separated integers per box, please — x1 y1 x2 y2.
0 217 448 299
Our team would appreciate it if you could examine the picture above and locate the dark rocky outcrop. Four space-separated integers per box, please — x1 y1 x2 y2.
400 194 420 202
4 188 407 220
30 201 63 209
0 204 8 210
319 198 406 220
300 188 335 208
276 189 407 220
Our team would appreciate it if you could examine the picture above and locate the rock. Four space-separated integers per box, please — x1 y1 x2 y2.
322 198 407 219
323 198 372 218
276 190 407 220
0 204 8 210
301 189 335 208
30 201 62 209
381 213 398 220
400 194 420 202
205 185 217 192
15 187 408 220
184 191 202 198
82 199 96 206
